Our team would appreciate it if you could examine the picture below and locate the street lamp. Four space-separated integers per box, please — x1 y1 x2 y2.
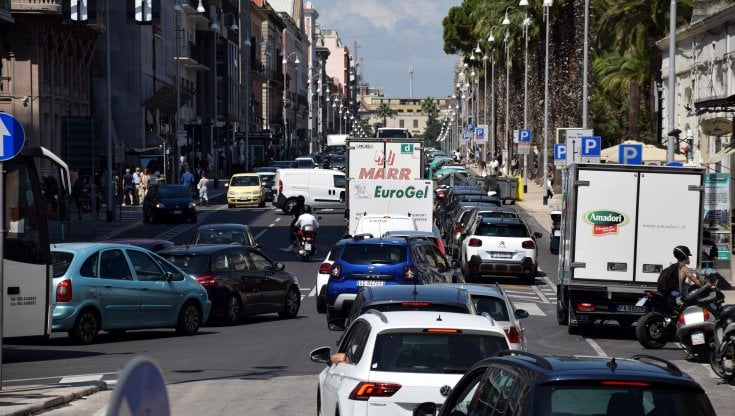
488 26 499 162
503 27 510 175
521 2 530 192
543 0 553 205
283 51 300 158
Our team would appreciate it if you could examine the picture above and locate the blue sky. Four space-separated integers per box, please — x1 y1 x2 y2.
311 0 463 99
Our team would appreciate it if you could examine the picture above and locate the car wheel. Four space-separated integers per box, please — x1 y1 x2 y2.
70 308 100 345
175 301 201 336
224 294 241 324
284 198 298 215
279 286 300 318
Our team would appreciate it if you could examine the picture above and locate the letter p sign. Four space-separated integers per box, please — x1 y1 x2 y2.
581 136 601 156
619 144 643 165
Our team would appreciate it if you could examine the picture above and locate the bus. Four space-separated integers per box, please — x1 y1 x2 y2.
3 146 70 338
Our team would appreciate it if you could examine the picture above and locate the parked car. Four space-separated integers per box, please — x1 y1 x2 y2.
310 311 510 416
142 184 197 224
325 236 463 321
50 243 211 344
190 223 258 247
101 238 175 252
419 351 717 416
225 173 265 208
325 154 346 171
159 245 300 324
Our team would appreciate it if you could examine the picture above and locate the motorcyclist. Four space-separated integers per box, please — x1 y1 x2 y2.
289 196 306 243
674 245 703 297
294 205 319 230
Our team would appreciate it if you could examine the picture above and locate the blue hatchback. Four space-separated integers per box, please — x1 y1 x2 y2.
325 237 462 321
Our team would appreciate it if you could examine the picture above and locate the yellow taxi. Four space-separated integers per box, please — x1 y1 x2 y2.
225 173 265 208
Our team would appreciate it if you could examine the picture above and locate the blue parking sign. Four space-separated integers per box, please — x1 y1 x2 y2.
554 143 567 162
518 129 532 143
580 136 601 156
619 144 643 165
467 123 474 133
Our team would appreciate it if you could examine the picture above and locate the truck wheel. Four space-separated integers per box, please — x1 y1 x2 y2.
556 298 568 325
567 299 580 335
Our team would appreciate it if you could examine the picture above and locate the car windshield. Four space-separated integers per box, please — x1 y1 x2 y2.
162 254 210 275
377 129 410 138
475 223 529 238
371 332 507 373
51 251 74 278
472 296 510 321
259 174 275 185
297 160 315 168
231 176 260 186
341 245 407 265
531 386 716 416
158 186 191 198
195 230 249 245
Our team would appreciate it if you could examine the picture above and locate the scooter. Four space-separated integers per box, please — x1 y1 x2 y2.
709 303 735 381
296 224 316 262
676 303 717 362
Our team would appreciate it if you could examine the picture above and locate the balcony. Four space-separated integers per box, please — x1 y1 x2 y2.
182 0 209 24
177 41 208 70
11 0 60 13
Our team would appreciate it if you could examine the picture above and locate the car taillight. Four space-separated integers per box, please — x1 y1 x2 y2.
521 240 536 249
505 326 522 344
468 238 482 247
279 180 283 194
600 381 650 387
454 225 463 233
349 382 401 400
319 263 332 274
577 303 596 312
401 301 430 307
437 193 445 199
330 264 342 279
403 266 417 282
56 280 72 302
195 275 218 287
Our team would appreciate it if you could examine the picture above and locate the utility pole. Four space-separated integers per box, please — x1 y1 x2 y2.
409 65 414 98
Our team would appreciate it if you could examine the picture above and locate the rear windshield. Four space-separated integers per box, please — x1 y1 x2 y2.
479 211 518 220
475 223 529 238
377 129 411 138
162 254 209 275
371 332 507 373
230 176 260 186
341 244 407 265
194 230 250 245
51 251 74 278
532 386 716 416
364 303 469 315
473 297 510 321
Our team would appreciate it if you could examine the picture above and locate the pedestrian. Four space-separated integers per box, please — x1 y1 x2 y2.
546 167 555 199
181 167 195 197
479 161 488 177
132 167 142 205
140 168 151 201
510 157 519 176
122 168 134 206
490 157 499 175
197 173 209 206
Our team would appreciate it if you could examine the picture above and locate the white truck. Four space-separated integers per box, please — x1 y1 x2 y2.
325 134 348 155
555 163 704 334
345 138 428 234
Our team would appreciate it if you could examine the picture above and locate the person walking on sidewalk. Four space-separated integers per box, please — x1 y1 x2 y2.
122 168 134 206
140 168 151 201
132 167 142 205
181 167 195 197
546 166 555 199
197 173 209 206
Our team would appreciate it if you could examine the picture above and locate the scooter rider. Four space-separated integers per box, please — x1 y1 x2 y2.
289 195 306 242
294 205 319 230
674 245 703 296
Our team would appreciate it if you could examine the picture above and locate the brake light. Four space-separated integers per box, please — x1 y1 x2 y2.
401 301 430 307
425 328 460 333
349 382 401 400
577 303 596 312
505 326 522 344
454 225 463 233
600 381 650 387
305 236 313 241
319 263 332 274
468 238 482 247
279 180 283 194
330 264 342 279
403 266 417 282
56 280 73 302
195 275 218 287
521 240 536 249
437 193 445 199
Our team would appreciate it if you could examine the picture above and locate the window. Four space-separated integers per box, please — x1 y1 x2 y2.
51 251 74 278
472 367 520 415
79 252 99 278
399 119 405 128
338 320 371 364
341 245 407 265
152 254 185 281
231 250 249 271
473 297 510 321
4 162 44 264
246 250 272 271
413 119 419 128
333 174 346 189
476 223 530 238
127 250 164 281
99 249 132 280
163 254 209 275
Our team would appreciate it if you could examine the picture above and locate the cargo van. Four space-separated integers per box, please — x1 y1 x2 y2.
272 168 346 214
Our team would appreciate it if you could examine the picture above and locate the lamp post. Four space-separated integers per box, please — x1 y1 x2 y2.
488 26 499 162
504 28 510 175
543 0 553 205
521 1 530 192
283 51 300 159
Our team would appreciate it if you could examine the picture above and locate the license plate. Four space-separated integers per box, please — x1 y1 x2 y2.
358 280 384 287
304 243 312 250
691 331 705 345
239 197 249 201
635 297 648 307
490 251 513 259
172 210 182 214
617 304 645 313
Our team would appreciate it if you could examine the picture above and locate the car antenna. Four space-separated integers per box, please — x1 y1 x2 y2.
412 284 418 299
435 314 443 321
606 357 617 370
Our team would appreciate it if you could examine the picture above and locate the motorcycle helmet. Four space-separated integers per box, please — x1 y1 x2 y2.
303 205 312 214
674 245 692 261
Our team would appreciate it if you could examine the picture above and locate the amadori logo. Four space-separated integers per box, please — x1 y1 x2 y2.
583 210 629 236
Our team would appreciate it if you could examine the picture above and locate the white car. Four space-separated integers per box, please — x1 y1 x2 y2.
310 311 510 416
316 239 350 314
460 217 541 284
351 214 417 238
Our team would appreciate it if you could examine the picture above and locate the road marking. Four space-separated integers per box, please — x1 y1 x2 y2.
59 374 104 383
513 302 545 316
543 276 557 293
254 229 268 240
506 294 541 301
308 286 317 297
269 223 275 227
275 217 281 222
279 244 294 252
532 284 551 304
585 338 607 357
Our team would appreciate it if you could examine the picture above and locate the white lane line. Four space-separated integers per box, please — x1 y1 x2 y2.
275 217 281 222
512 303 546 316
585 338 607 357
506 294 542 301
269 223 275 227
5 372 118 384
308 286 317 297
532 284 551 304
543 276 557 293
60 374 104 383
254 229 268 240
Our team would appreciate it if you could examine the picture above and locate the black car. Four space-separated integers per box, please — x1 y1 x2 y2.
334 284 476 330
256 172 276 202
190 223 258 247
142 184 197 224
159 245 301 324
416 351 717 416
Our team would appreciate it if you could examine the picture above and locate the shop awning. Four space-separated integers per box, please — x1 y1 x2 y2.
143 83 195 114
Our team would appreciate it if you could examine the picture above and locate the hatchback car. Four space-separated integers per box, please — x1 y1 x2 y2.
50 243 211 344
190 223 257 247
159 245 300 324
226 173 265 208
142 184 197 224
101 238 175 252
316 239 351 314
421 351 717 416
310 311 510 416
325 237 463 321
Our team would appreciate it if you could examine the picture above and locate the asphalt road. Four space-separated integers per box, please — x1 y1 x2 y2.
4 198 734 415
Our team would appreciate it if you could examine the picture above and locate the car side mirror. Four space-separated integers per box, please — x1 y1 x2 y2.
515 309 530 319
275 262 285 271
309 346 332 364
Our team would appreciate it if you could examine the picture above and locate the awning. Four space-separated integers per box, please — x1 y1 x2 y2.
143 83 195 113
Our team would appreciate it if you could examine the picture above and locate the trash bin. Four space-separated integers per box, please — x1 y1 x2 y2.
479 175 498 193
550 210 562 254
496 177 518 205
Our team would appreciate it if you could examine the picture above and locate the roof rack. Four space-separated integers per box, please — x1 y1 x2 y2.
365 309 388 323
497 350 553 370
630 354 683 377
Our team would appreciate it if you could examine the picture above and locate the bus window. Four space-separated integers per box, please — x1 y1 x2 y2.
5 162 44 265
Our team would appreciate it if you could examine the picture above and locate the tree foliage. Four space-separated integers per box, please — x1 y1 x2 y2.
377 102 394 128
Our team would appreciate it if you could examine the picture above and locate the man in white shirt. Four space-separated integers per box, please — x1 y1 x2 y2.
294 205 319 229
132 167 142 205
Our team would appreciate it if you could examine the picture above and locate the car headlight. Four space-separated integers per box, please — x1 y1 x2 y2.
156 202 166 208
188 202 195 208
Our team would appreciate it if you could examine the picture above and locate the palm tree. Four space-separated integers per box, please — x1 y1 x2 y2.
421 98 439 118
377 102 393 127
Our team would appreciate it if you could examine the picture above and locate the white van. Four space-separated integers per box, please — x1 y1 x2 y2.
273 168 346 214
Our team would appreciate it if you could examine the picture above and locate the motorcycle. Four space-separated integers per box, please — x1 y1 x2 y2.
296 224 317 261
636 274 723 354
709 303 735 381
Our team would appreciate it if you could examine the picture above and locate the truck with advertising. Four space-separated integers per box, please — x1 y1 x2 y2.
345 138 427 234
556 163 704 334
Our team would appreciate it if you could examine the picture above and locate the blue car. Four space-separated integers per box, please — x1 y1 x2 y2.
51 243 211 344
325 237 463 323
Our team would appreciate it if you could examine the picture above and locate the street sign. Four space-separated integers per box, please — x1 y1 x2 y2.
475 125 487 142
619 144 643 165
107 356 170 416
554 143 567 166
0 112 26 161
518 129 532 143
580 135 601 164
467 123 474 133
561 128 594 164
517 142 530 155
462 133 469 141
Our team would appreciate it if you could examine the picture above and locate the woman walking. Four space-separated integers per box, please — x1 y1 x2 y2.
197 173 209 206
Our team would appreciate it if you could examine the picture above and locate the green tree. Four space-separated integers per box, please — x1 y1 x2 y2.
377 102 394 128
421 98 442 146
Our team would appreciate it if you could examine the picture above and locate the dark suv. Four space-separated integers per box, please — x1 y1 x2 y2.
325 236 463 321
415 351 716 416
